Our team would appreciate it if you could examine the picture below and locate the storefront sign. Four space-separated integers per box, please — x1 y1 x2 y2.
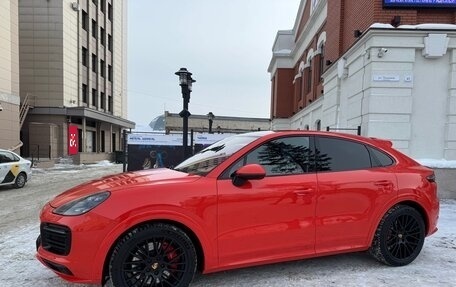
68 125 79 155
383 0 456 8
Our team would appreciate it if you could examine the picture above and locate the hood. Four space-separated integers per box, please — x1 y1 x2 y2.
49 168 200 208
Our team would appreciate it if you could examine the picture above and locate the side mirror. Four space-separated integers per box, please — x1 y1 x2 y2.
232 164 266 187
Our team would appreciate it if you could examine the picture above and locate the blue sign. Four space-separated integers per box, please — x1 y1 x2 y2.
384 0 456 7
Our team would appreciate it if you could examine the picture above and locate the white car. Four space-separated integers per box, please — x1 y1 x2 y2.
0 149 32 188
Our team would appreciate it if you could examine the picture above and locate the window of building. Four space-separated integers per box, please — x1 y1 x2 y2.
316 137 371 172
82 84 88 103
315 119 321 131
318 44 325 83
92 54 97 72
100 0 105 13
92 0 98 6
100 60 105 78
100 27 105 46
92 89 98 107
108 3 113 21
82 10 88 31
108 65 112 81
82 47 88 67
306 59 312 94
100 92 105 109
92 20 97 38
108 95 113 112
101 130 105 152
311 0 320 14
108 34 113 52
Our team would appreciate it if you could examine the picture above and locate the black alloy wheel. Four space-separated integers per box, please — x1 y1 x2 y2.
110 223 197 287
370 205 425 266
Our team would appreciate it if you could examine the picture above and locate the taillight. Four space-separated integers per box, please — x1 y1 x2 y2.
426 173 436 183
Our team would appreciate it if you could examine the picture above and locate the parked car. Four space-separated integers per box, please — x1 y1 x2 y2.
0 149 32 188
36 131 439 287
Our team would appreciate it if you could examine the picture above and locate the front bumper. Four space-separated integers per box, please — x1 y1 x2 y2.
35 203 115 284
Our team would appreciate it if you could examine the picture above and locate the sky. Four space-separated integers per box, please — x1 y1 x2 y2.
127 0 301 125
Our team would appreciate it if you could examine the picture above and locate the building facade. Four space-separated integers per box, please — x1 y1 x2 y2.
162 111 271 134
269 0 456 160
0 0 21 151
18 0 133 163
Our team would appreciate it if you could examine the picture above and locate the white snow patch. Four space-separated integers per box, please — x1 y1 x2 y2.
398 24 456 30
274 49 292 54
370 23 395 29
370 23 456 30
415 159 456 169
89 160 115 167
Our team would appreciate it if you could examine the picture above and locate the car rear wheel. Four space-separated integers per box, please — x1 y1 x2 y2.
109 223 197 287
370 205 425 266
14 173 26 188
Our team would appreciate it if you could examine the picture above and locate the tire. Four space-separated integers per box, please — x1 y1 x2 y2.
369 205 425 266
14 173 27 188
109 223 197 287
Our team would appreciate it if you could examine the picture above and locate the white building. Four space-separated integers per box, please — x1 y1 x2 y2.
269 0 456 160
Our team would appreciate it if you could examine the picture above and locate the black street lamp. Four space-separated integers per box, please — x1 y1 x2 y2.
207 112 215 134
175 67 195 160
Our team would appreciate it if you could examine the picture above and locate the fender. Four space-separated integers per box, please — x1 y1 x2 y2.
365 191 431 247
90 205 218 281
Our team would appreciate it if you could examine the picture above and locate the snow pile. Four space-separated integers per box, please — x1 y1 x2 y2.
370 23 456 30
415 159 456 169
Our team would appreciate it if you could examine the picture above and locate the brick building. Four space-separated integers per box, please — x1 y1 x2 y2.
269 0 456 160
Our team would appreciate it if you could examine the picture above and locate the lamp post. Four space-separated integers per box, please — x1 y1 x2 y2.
175 68 195 160
207 112 215 134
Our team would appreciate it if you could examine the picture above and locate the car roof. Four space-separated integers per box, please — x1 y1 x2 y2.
253 130 391 146
0 149 21 156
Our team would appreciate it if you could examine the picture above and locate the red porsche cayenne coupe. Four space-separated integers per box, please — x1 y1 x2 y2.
36 131 439 287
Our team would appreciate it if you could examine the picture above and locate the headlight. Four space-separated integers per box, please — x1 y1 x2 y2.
53 191 110 216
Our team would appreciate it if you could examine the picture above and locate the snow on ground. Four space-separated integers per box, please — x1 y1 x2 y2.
0 164 455 287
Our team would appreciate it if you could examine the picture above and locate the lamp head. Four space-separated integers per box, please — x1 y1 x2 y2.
175 68 192 86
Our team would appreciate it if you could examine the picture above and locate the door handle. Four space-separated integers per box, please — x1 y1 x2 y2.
374 180 391 187
294 188 313 196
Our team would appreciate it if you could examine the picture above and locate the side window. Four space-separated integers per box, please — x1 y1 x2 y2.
316 137 371 172
222 137 314 178
367 146 394 167
0 151 15 163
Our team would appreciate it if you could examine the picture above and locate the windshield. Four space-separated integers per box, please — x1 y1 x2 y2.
174 131 272 176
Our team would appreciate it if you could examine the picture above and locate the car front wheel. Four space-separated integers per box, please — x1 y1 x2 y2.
14 173 27 188
370 205 425 266
109 223 197 287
